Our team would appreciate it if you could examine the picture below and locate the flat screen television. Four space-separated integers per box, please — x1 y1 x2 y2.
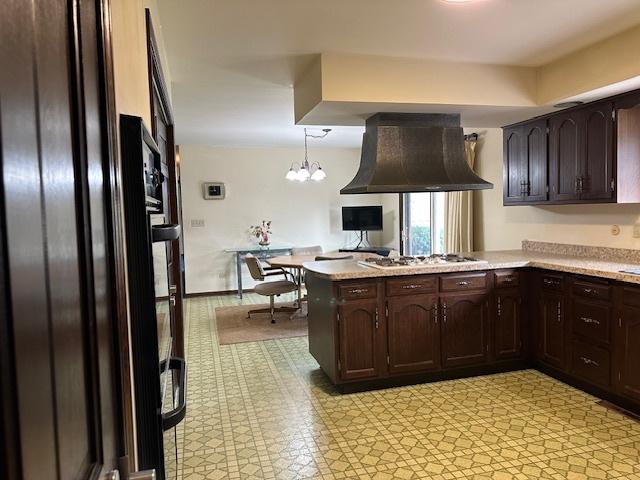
342 206 383 231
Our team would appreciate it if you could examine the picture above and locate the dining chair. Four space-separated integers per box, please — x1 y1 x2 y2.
244 253 298 323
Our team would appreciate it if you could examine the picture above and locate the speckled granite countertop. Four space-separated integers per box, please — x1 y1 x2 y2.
303 242 640 285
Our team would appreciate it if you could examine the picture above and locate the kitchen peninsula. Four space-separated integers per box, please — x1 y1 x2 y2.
304 241 640 414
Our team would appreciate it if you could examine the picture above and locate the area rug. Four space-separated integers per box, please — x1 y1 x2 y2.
214 303 308 345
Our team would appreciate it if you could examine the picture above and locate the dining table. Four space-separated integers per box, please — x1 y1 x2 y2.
267 251 376 307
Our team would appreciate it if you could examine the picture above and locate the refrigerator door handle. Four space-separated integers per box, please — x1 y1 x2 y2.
160 356 187 431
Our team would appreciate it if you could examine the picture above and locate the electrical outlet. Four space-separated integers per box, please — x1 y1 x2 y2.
634 223 640 238
191 219 205 228
611 225 621 236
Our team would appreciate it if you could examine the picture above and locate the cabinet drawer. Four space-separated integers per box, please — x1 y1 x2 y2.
571 340 611 388
540 274 563 291
494 270 520 288
338 282 378 300
440 272 487 292
572 298 611 344
386 276 437 296
572 280 611 301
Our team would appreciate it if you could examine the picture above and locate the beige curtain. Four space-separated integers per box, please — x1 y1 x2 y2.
444 138 477 253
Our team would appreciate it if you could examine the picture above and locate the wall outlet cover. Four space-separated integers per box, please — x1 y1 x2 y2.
191 219 205 228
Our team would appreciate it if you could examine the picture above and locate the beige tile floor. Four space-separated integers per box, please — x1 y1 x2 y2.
172 293 640 480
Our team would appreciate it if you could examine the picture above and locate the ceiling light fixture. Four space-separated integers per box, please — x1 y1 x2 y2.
286 128 331 183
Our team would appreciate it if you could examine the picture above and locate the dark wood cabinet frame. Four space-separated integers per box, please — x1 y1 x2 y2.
145 9 185 358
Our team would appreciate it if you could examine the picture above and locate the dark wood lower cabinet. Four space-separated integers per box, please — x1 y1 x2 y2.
539 291 566 370
338 300 381 381
494 289 522 360
387 294 440 374
307 269 640 413
441 294 490 368
617 304 640 402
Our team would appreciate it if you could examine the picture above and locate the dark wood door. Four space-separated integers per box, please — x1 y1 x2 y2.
387 295 440 374
523 119 548 202
538 291 566 370
338 300 381 380
616 304 640 402
441 294 490 368
0 0 125 478
549 111 581 202
495 289 523 360
503 126 524 204
580 101 614 201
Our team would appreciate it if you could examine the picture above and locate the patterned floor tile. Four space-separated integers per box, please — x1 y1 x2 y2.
166 293 640 480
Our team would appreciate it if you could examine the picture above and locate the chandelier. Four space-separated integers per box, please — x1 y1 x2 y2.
286 128 331 182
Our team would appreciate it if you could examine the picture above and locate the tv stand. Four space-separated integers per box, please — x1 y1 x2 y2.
339 246 391 257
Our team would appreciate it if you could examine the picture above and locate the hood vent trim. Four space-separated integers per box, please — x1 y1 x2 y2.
340 113 493 194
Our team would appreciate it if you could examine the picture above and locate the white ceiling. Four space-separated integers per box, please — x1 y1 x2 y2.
156 0 640 148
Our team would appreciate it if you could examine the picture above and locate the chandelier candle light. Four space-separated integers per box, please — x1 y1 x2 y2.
286 128 331 182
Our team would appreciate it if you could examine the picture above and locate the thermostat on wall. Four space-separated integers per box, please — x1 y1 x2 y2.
203 182 225 200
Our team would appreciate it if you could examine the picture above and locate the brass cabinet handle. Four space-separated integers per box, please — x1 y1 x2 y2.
583 288 597 295
433 303 439 324
557 301 562 322
457 281 470 286
580 317 600 325
544 278 559 286
374 307 379 329
497 296 501 317
402 284 422 290
503 277 514 283
442 302 447 323
580 356 599 367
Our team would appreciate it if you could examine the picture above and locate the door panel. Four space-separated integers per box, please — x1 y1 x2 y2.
524 120 548 202
581 102 614 200
441 294 489 368
339 301 380 380
503 127 523 203
387 295 440 374
539 292 566 370
617 305 640 402
0 0 123 478
495 289 522 360
549 114 581 202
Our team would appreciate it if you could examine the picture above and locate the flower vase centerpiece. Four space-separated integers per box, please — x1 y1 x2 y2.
249 220 272 248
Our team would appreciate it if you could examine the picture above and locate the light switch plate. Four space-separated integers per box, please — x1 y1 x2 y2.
634 223 640 238
191 219 205 228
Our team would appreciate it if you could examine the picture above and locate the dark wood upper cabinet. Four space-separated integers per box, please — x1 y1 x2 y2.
617 303 640 402
503 119 547 204
549 111 582 202
494 289 523 360
503 90 640 206
387 294 440 374
441 294 489 368
503 126 524 203
580 101 614 201
338 300 381 380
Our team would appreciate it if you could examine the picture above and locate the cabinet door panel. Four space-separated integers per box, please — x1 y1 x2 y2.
503 127 524 203
617 305 640 402
539 291 566 370
581 102 614 201
387 295 440 374
441 294 489 368
495 289 522 360
549 114 581 202
524 120 548 202
338 301 379 380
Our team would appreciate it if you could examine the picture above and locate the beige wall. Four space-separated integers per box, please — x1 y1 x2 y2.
473 129 640 251
111 0 172 127
179 145 398 294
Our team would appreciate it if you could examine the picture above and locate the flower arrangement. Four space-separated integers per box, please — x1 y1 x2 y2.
249 220 272 247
